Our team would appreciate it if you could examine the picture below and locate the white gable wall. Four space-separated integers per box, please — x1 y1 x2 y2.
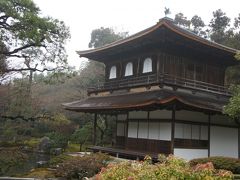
174 149 208 160
210 126 238 158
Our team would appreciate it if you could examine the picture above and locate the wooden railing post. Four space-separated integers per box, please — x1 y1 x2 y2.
93 113 97 145
87 73 230 96
171 104 176 154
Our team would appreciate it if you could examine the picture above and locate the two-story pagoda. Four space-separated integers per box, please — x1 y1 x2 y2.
63 18 239 160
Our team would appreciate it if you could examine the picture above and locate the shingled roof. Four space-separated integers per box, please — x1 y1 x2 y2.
62 89 228 114
77 17 237 59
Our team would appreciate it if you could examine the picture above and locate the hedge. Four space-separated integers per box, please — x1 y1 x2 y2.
189 156 240 174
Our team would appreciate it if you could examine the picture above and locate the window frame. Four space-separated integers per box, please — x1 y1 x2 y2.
124 61 134 77
109 65 117 79
142 57 153 74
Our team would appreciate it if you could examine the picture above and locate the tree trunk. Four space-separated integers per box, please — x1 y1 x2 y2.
80 143 82 151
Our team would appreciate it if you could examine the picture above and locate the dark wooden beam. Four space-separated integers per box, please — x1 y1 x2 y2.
147 111 150 139
208 114 211 157
239 125 240 159
115 114 118 147
121 118 238 128
171 104 176 154
125 112 129 148
93 113 97 145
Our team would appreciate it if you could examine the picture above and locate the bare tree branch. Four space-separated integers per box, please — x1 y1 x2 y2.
5 66 66 73
0 115 53 122
0 37 46 56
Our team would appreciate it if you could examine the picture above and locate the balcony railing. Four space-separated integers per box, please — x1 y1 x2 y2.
88 73 231 96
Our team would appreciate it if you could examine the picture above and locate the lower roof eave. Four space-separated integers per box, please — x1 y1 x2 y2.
62 89 227 114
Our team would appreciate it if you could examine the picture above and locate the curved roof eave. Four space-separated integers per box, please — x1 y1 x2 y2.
62 89 225 113
76 18 238 58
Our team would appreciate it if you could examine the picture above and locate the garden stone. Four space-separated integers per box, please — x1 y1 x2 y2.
38 137 51 153
36 160 48 168
52 148 62 155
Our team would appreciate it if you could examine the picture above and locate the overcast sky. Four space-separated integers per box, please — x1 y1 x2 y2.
34 0 240 69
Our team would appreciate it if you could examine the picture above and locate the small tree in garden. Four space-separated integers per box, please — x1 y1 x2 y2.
71 123 92 151
224 52 240 122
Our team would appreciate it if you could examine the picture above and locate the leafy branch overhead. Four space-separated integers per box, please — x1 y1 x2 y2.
223 53 240 121
0 0 70 76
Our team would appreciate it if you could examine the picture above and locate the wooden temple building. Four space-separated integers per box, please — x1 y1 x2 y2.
63 17 240 160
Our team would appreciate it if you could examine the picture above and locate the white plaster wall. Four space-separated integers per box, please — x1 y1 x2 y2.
149 110 172 119
176 110 208 122
117 114 127 121
175 123 191 139
175 123 208 140
129 111 148 119
159 123 171 140
175 123 184 138
211 115 236 126
201 125 208 140
183 124 191 139
138 122 148 139
117 123 125 136
127 121 171 140
210 126 238 158
174 149 208 160
128 122 138 138
149 122 160 140
192 125 200 140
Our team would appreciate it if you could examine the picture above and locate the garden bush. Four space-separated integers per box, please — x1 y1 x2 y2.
96 155 233 180
23 138 41 149
46 132 68 150
189 156 240 174
24 168 56 179
55 153 112 179
0 148 28 175
49 154 73 168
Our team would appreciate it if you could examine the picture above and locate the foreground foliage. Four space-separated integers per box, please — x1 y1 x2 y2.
0 0 70 76
24 168 55 179
55 153 112 179
0 148 28 175
190 156 240 174
96 155 233 180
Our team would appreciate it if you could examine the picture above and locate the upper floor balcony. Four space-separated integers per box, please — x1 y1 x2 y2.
87 73 231 96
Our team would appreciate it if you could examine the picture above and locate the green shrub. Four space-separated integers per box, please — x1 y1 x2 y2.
23 138 41 149
49 154 73 167
0 148 28 175
24 168 56 179
97 155 233 180
65 143 84 152
189 156 240 174
55 153 112 179
46 132 68 149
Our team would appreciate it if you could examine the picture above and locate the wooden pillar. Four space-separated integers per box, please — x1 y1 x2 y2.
136 57 140 75
114 114 118 147
157 53 160 80
125 112 129 149
208 114 211 157
171 104 176 154
147 111 150 139
93 113 97 145
238 126 240 158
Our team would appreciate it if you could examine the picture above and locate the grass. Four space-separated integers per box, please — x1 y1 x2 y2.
65 143 91 152
24 168 56 179
23 138 41 148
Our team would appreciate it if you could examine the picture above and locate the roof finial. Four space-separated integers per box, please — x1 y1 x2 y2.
164 7 171 17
